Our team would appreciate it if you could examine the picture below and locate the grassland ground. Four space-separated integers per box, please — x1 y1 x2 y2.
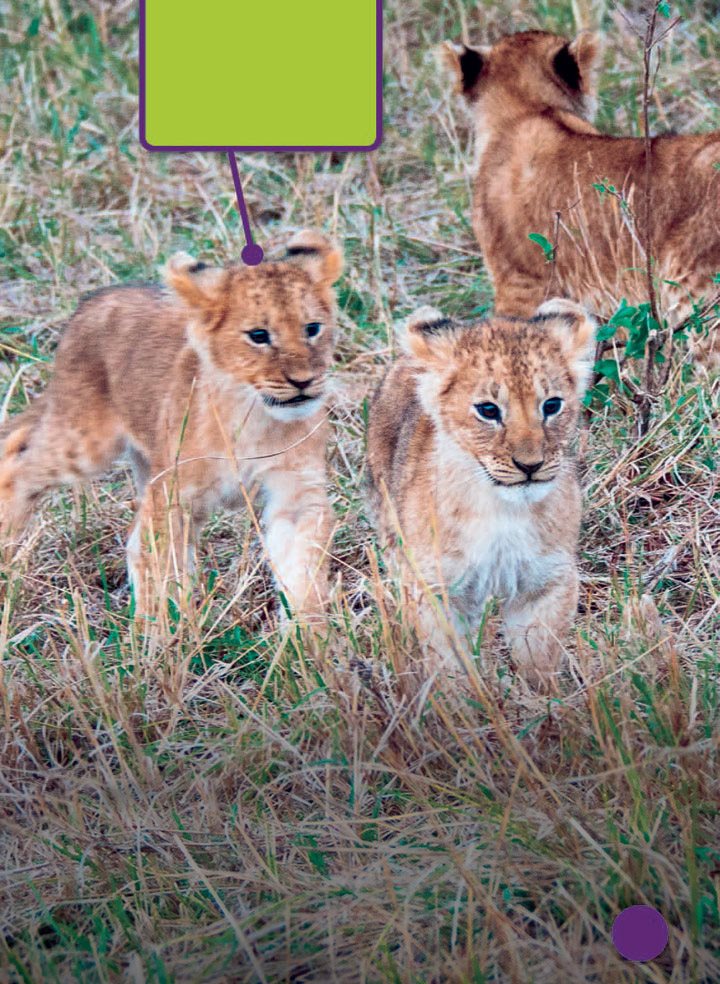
1 0 719 981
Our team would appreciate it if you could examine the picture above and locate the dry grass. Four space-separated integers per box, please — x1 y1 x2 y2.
1 0 719 981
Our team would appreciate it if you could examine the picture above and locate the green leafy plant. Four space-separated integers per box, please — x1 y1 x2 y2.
527 232 555 263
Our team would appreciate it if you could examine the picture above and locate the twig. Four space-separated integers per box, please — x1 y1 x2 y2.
638 3 681 433
641 3 661 408
148 411 331 487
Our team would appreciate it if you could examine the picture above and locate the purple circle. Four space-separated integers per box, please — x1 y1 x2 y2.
241 243 264 267
612 906 668 962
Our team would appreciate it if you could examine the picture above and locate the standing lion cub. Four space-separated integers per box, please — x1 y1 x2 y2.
442 30 719 361
367 299 596 690
0 231 343 620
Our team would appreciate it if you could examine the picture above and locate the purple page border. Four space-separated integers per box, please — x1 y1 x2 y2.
138 0 384 153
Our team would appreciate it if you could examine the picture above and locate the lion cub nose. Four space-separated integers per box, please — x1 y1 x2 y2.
285 375 315 392
512 457 544 478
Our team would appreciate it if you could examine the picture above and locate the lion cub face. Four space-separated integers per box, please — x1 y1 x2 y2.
404 300 595 500
442 30 601 122
165 231 343 421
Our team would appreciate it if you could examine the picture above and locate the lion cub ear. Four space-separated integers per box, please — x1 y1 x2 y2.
440 41 488 101
554 32 602 96
162 252 225 320
535 298 597 395
286 230 344 286
401 307 459 364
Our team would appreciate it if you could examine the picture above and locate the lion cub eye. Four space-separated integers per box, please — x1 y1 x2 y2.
542 397 564 418
247 328 271 346
305 322 323 340
475 401 502 423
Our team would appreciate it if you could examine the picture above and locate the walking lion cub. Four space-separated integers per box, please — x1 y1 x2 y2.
0 231 343 619
442 30 719 361
367 299 596 690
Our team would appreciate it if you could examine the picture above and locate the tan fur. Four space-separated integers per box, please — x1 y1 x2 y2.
441 30 720 362
366 299 596 690
0 231 344 620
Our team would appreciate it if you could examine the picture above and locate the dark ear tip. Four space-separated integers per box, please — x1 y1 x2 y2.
286 246 319 257
553 42 582 92
406 306 455 335
458 45 485 97
418 316 454 335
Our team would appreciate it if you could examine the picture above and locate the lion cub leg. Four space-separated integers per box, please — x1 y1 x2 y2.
262 469 331 622
403 582 475 686
503 572 579 692
127 480 204 620
0 422 39 540
0 402 124 547
492 276 546 319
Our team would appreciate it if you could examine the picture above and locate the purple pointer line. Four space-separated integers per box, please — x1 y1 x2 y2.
137 0 383 154
227 152 253 246
226 151 264 265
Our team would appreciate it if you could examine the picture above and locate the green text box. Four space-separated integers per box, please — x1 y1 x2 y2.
141 0 381 150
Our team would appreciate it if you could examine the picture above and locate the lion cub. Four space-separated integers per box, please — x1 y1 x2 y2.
367 299 596 690
442 31 719 361
0 231 343 619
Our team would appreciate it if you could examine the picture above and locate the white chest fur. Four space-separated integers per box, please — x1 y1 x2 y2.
431 447 568 618
448 506 562 616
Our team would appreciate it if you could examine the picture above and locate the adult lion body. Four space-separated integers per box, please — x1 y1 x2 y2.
442 30 719 359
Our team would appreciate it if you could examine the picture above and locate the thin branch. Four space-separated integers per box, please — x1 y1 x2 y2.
637 2 681 433
642 3 661 331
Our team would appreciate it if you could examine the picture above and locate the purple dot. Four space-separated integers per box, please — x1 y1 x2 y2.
612 905 668 962
241 243 264 267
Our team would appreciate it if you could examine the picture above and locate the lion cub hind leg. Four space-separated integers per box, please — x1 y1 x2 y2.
0 421 38 539
127 480 205 624
0 401 125 547
127 444 151 497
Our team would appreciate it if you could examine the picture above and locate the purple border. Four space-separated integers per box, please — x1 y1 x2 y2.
138 0 383 153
